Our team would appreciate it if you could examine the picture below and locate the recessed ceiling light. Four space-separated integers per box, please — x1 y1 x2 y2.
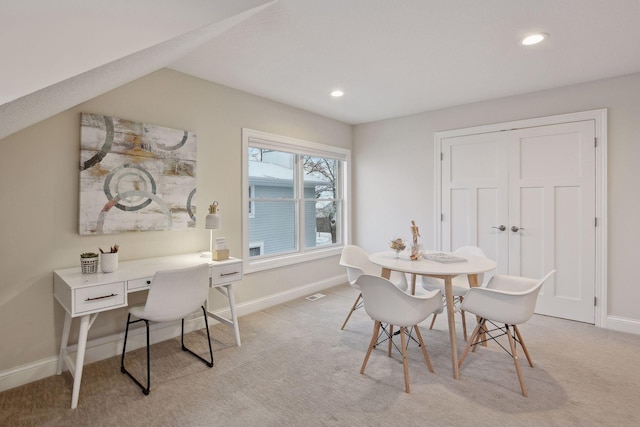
521 33 548 46
330 90 344 98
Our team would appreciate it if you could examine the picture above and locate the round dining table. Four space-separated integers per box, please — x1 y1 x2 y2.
369 250 497 380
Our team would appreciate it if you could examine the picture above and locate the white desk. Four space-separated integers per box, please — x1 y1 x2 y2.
53 254 243 409
369 250 496 380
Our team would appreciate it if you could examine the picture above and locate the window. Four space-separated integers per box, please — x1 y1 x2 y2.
249 241 264 257
242 129 350 272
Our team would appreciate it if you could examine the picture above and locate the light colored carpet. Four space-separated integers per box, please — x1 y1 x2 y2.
1 284 639 426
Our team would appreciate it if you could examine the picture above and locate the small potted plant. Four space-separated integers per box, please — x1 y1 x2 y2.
80 252 99 274
99 245 119 273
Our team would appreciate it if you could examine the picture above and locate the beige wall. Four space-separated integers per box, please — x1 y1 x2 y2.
353 72 640 327
0 69 351 372
3 65 638 380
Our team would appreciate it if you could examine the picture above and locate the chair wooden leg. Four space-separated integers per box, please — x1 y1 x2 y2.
388 325 394 357
471 319 486 353
506 324 528 397
459 296 468 341
341 293 362 330
413 325 434 373
513 325 534 367
361 321 380 374
428 313 437 330
460 311 467 341
400 326 410 393
458 321 482 368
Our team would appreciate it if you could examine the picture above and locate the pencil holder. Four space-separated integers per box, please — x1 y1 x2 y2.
100 252 118 273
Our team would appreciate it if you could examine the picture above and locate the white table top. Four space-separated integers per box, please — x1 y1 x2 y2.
54 253 241 289
369 250 496 277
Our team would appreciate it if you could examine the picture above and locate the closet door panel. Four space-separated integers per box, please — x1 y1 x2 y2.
441 119 596 323
441 133 509 273
509 121 595 323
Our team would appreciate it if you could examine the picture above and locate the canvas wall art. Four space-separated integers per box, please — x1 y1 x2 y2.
79 113 197 235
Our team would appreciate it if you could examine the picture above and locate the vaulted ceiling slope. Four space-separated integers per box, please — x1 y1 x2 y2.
0 0 275 140
3 0 640 140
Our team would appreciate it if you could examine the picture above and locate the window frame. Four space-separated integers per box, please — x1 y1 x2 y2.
242 128 350 273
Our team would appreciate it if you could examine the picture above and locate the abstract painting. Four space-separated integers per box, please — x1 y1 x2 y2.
79 113 197 235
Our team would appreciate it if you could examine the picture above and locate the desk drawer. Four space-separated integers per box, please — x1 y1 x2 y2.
74 282 125 314
212 262 243 285
128 277 152 291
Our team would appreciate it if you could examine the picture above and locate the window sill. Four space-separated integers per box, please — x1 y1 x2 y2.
244 246 343 274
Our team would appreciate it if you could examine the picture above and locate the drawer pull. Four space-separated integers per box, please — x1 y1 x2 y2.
85 293 118 302
146 280 151 284
220 271 240 276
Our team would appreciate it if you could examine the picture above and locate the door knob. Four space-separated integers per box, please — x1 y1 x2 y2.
511 226 525 232
492 225 506 231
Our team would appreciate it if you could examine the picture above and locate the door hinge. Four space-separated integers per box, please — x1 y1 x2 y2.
440 152 444 161
595 217 598 227
594 137 597 147
441 213 444 221
594 296 597 306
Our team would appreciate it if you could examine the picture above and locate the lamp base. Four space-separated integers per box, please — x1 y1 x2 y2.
199 251 212 258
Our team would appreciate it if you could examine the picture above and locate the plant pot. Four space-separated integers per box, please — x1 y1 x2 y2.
100 252 118 273
80 256 99 274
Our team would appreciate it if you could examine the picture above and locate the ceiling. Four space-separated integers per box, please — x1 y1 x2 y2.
3 0 640 137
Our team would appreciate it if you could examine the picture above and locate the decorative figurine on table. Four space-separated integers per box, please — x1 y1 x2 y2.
390 237 406 258
410 220 422 260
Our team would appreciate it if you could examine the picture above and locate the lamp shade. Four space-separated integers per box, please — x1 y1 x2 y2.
205 202 221 230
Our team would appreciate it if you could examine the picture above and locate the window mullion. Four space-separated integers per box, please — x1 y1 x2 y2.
296 154 305 252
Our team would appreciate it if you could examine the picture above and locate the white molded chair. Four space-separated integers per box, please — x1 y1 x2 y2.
458 270 556 397
339 245 409 330
120 264 213 395
357 274 443 393
420 246 490 340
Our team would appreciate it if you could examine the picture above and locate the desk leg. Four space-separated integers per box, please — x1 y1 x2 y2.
444 276 460 380
70 315 90 409
208 284 242 347
226 284 241 347
57 312 72 375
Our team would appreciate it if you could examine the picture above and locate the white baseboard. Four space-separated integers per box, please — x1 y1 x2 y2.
0 357 60 393
0 274 346 393
223 273 346 318
605 315 640 335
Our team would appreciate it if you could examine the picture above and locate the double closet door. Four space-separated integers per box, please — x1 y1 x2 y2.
440 120 596 323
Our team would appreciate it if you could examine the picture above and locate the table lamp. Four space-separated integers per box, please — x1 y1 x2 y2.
201 201 221 258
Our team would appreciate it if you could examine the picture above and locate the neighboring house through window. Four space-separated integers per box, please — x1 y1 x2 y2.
242 128 350 272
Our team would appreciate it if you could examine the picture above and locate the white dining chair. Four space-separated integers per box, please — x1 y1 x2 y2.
420 246 491 340
357 274 442 393
120 264 213 395
339 245 409 330
457 270 556 397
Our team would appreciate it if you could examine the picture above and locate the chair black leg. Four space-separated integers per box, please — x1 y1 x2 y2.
121 307 213 395
145 320 150 393
181 306 214 368
120 314 150 395
120 313 131 371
